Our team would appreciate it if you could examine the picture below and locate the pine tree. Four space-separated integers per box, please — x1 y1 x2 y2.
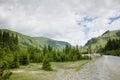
75 45 81 60
14 35 18 45
43 45 47 56
0 48 13 80
10 52 20 68
48 44 52 52
2 31 7 47
10 33 15 51
20 51 29 65
6 32 10 47
0 31 2 46
42 55 52 71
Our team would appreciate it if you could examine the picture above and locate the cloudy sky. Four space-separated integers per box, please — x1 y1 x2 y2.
0 0 120 45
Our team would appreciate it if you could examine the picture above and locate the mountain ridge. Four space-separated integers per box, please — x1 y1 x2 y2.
84 29 120 49
0 29 71 49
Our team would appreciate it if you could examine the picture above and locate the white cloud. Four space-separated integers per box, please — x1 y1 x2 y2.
0 0 120 45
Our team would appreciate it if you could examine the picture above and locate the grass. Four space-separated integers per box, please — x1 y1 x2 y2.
74 60 89 71
9 60 89 80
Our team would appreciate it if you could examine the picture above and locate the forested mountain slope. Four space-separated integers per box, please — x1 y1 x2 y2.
85 30 120 49
0 29 70 49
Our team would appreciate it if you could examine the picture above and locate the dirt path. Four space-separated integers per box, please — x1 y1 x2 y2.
11 69 25 73
56 55 120 80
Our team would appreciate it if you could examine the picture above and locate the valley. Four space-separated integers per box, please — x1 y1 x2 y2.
9 60 89 80
0 0 120 80
9 55 120 80
0 29 120 80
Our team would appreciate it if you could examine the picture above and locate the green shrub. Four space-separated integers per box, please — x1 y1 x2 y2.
1 70 12 80
42 55 53 71
105 49 120 56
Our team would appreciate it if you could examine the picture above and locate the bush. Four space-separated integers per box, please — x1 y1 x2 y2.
19 51 30 65
42 55 53 71
1 70 12 80
105 49 120 56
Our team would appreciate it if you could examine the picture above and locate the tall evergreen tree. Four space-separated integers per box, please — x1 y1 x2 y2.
20 51 29 65
43 45 47 56
14 35 19 45
2 31 7 47
0 31 2 46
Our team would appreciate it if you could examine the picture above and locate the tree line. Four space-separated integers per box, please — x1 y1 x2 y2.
24 44 90 70
102 38 120 56
26 44 89 63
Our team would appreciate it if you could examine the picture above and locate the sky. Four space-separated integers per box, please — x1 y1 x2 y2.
0 0 120 46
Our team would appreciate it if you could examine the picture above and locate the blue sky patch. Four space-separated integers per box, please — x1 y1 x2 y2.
83 25 90 34
108 15 120 24
83 16 97 22
83 25 90 39
76 16 97 26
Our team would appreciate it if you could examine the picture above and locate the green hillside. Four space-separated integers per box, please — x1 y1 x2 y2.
0 29 70 49
84 30 120 49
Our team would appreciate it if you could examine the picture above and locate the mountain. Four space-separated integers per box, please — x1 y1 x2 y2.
84 29 120 49
0 29 71 49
